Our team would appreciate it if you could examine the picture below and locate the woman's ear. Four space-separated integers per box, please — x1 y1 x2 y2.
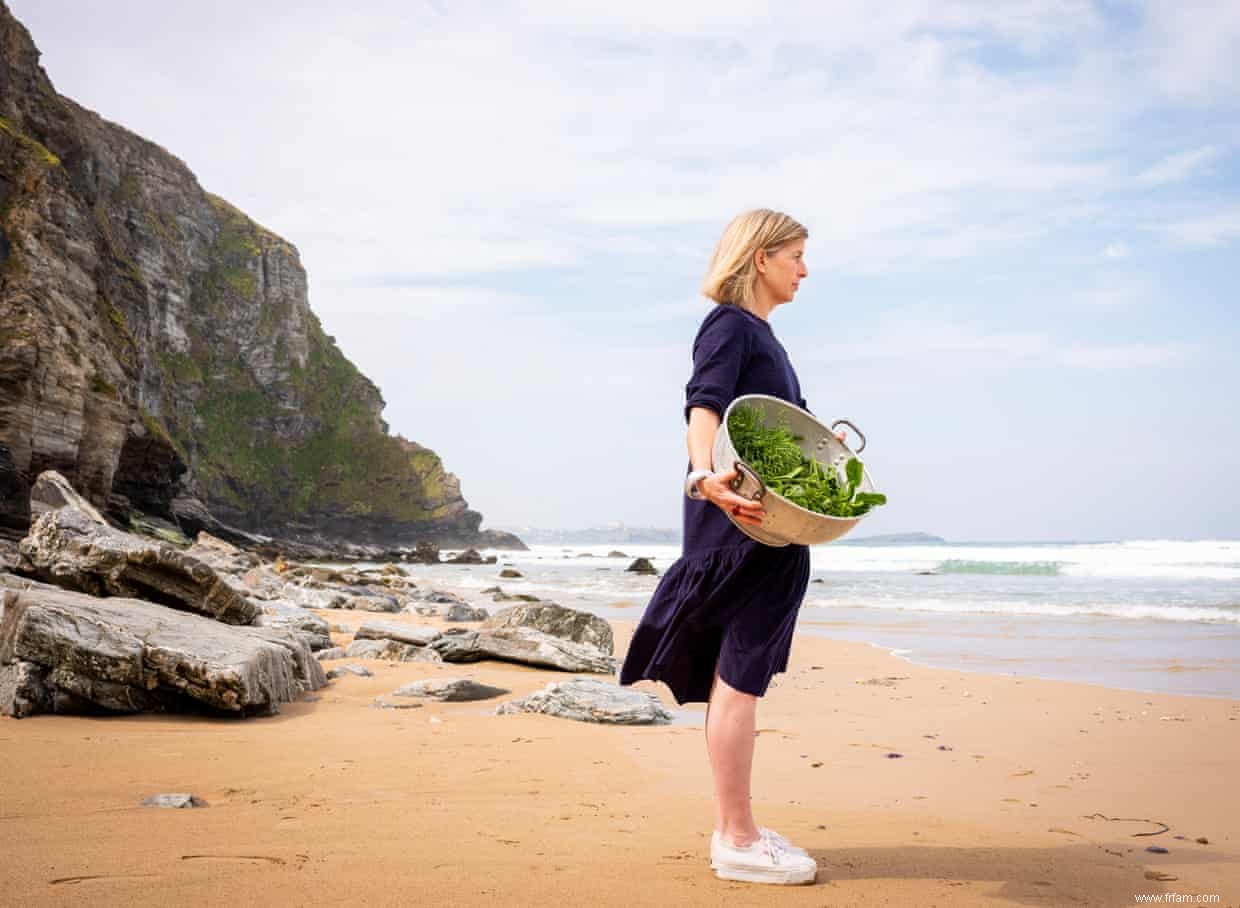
754 248 766 274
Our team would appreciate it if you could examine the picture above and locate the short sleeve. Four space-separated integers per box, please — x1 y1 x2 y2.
684 308 749 423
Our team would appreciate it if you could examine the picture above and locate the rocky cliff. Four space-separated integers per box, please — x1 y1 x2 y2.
0 3 518 550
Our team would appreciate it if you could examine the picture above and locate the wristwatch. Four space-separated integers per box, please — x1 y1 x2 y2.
684 469 714 500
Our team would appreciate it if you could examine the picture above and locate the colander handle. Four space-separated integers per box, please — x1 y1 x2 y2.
831 419 866 454
728 460 767 502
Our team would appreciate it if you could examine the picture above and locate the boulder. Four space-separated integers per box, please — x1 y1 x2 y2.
280 585 348 610
607 550 628 558
407 541 441 565
184 531 262 574
626 557 658 575
353 621 442 647
344 638 443 663
390 678 509 702
446 548 485 565
343 594 403 613
326 663 373 679
483 603 614 655
410 602 489 622
414 589 470 605
17 506 258 624
431 626 617 673
28 470 108 524
499 568 523 578
252 600 333 650
316 646 347 661
0 585 326 718
496 677 673 725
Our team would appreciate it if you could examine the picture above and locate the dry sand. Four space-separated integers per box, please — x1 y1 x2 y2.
2 610 1238 906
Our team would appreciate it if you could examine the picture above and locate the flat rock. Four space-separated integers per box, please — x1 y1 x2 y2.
183 531 261 575
142 793 207 808
343 594 403 613
253 600 333 650
414 589 470 606
373 697 424 709
344 638 443 663
390 678 509 702
0 585 326 718
496 677 673 724
431 626 617 673
18 506 257 625
354 622 442 647
483 602 614 655
326 663 374 679
411 602 489 621
280 585 347 610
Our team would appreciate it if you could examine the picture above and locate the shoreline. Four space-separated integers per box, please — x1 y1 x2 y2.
370 551 1240 702
2 609 1237 905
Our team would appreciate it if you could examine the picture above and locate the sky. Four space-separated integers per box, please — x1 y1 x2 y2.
14 1 1240 541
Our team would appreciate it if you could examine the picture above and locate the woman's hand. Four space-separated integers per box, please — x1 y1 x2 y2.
699 467 766 526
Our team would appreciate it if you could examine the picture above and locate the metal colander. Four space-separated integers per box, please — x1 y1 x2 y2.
712 393 879 547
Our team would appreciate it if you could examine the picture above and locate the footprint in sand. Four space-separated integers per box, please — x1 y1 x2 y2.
181 855 286 866
50 874 159 887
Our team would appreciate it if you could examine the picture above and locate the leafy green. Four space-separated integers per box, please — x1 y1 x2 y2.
727 404 888 518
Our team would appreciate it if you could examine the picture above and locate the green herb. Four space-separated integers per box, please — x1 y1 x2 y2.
727 404 888 518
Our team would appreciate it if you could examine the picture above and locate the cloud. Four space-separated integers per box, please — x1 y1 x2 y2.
1072 278 1153 308
1137 145 1228 186
1058 342 1192 370
1102 241 1130 259
800 306 1191 373
19 0 1233 289
1161 210 1240 246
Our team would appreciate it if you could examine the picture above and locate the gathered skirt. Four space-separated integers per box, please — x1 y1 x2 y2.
618 540 811 705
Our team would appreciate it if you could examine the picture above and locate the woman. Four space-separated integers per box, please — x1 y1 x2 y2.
618 209 835 886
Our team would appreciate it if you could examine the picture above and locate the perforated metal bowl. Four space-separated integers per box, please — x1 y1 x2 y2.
712 393 879 547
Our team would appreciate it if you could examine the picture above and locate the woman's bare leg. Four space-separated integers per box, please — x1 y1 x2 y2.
706 668 760 847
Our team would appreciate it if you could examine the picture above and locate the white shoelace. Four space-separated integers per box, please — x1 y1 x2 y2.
759 827 806 856
758 828 787 865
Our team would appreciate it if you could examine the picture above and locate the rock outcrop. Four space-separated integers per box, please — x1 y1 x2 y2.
0 583 326 718
0 2 523 552
18 504 258 624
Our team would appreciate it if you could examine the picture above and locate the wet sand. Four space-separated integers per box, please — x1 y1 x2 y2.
2 611 1237 906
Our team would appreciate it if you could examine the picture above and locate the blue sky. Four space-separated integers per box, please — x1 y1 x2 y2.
16 1 1240 541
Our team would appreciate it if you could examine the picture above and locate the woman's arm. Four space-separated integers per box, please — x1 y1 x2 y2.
686 406 719 473
686 405 765 526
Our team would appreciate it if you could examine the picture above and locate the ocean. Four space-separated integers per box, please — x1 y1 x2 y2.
397 539 1240 701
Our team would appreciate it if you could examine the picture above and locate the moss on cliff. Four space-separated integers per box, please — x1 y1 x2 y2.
0 116 60 166
173 205 461 529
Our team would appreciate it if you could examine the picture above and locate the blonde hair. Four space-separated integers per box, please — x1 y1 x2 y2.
701 209 808 311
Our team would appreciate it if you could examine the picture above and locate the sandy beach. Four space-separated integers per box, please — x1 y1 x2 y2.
2 608 1237 907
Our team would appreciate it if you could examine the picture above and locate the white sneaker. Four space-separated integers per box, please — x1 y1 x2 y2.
710 827 817 885
711 827 808 860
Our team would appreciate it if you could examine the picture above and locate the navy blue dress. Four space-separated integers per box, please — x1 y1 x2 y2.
618 303 813 705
